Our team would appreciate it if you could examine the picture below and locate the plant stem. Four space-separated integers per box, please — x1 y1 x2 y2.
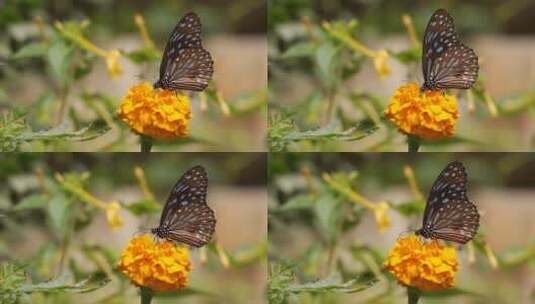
408 135 420 152
140 136 153 152
407 287 421 304
140 287 153 304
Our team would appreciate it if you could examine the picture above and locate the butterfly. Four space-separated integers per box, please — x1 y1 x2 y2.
151 165 216 247
421 9 479 91
154 12 214 92
415 161 480 244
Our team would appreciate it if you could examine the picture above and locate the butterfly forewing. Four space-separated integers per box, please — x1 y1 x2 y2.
160 165 207 226
156 12 214 92
422 9 479 91
155 165 216 247
418 161 480 244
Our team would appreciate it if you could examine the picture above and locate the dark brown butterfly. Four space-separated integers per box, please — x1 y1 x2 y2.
154 12 214 92
151 165 216 247
421 9 479 91
415 161 480 244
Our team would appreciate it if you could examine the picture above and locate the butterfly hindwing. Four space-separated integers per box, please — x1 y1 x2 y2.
426 199 479 244
164 203 216 247
162 48 213 91
156 12 214 92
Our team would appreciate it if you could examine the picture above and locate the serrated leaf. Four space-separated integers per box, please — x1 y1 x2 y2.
287 273 375 294
19 122 110 142
11 42 49 60
284 122 378 142
20 273 109 294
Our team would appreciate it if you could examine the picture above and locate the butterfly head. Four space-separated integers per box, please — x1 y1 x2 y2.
415 227 432 239
420 80 438 92
151 227 170 239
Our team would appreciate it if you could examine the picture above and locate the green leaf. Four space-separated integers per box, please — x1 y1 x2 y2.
286 273 375 294
13 194 48 211
47 40 73 85
125 47 160 63
284 122 378 142
153 287 218 299
123 199 161 215
393 200 425 216
393 47 421 64
48 192 71 232
281 42 317 59
315 42 338 85
20 122 110 142
20 273 109 294
314 192 341 243
11 42 49 60
276 194 316 211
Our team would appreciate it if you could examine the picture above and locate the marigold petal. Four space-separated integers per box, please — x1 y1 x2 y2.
384 83 459 140
117 234 191 291
117 82 192 140
384 235 459 291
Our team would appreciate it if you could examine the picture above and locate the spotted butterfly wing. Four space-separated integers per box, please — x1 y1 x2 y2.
154 12 214 92
152 165 216 247
421 9 479 91
416 161 480 244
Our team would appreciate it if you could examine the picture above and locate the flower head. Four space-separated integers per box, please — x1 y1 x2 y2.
384 83 459 140
117 82 192 139
384 235 459 291
117 234 191 291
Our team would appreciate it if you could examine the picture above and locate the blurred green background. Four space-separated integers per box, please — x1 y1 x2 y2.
269 153 535 303
0 0 267 151
0 153 267 303
269 0 535 151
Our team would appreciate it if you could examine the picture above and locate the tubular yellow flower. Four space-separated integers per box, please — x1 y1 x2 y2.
104 201 123 230
384 235 458 291
117 82 192 139
372 201 391 232
384 83 459 140
105 50 123 78
373 50 391 79
117 234 191 292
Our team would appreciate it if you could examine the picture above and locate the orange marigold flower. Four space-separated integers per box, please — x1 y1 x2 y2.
384 83 459 140
117 234 191 291
117 82 191 139
384 235 458 291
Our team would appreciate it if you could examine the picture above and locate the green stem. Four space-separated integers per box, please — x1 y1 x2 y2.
140 136 153 152
140 287 153 304
407 287 421 304
408 135 420 152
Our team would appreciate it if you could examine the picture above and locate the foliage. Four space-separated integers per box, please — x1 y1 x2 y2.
0 155 267 303
0 2 266 151
268 2 535 151
268 154 535 303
